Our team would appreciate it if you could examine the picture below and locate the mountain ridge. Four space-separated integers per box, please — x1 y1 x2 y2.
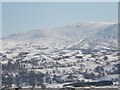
2 21 118 50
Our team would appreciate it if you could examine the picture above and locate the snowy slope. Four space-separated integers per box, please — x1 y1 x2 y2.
1 22 118 88
2 22 117 50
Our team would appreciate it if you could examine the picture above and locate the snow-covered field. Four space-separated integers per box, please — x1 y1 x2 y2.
1 22 119 89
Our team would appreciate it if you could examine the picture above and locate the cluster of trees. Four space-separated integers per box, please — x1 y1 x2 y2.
2 60 45 88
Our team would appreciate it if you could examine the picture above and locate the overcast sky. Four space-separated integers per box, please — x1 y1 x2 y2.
2 2 118 37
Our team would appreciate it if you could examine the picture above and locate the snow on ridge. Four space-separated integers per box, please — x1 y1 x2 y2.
3 21 117 40
2 21 117 50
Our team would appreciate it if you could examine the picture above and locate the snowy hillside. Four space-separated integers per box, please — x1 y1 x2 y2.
2 22 118 51
1 22 119 89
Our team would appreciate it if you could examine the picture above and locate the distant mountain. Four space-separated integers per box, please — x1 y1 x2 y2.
2 22 118 50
